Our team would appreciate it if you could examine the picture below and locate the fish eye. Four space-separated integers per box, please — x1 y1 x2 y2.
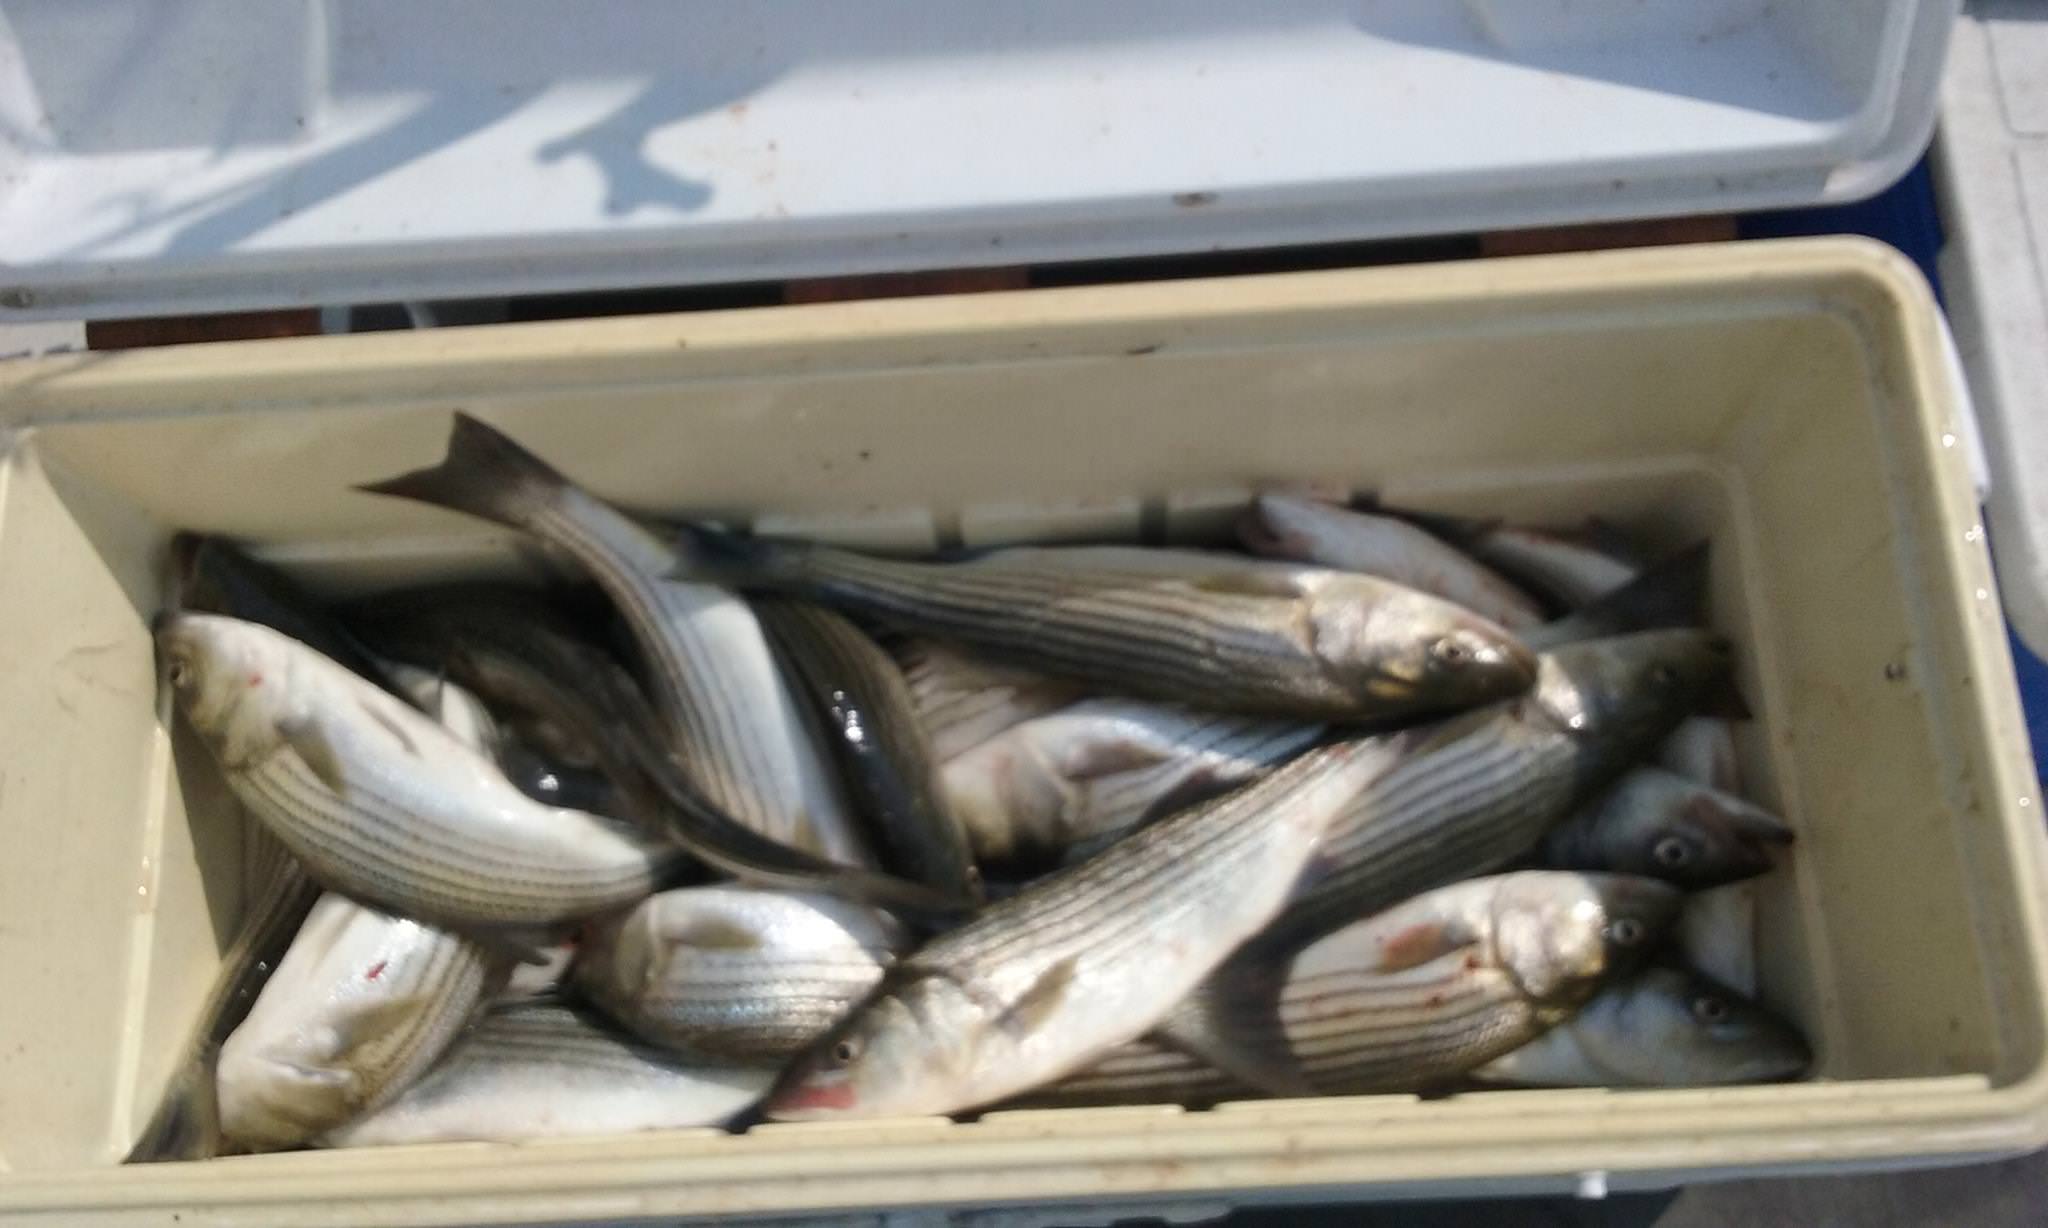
166 657 193 688
1607 917 1646 947
1431 637 1469 665
1692 994 1730 1024
1652 836 1693 867
830 1037 861 1066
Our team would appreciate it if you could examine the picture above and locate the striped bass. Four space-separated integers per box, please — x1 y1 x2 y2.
757 600 981 900
358 413 867 864
1260 629 1731 952
324 1003 775 1146
125 829 320 1162
353 588 971 918
939 699 1324 867
158 612 679 927
216 893 504 1149
764 735 1408 1119
673 529 1538 722
1042 871 1679 1104
1539 765 1791 888
1470 963 1808 1086
575 886 903 1059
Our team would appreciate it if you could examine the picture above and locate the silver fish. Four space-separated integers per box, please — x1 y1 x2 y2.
1044 871 1680 1104
764 735 1408 1119
1238 494 1544 629
1148 630 1728 1084
939 699 1324 867
159 612 679 927
574 886 903 1059
216 893 504 1150
1539 766 1792 888
353 588 966 919
359 413 867 864
896 636 1083 761
323 1003 775 1147
756 600 981 901
1261 629 1732 952
1397 510 1644 612
678 530 1538 721
1470 963 1809 1086
125 828 320 1162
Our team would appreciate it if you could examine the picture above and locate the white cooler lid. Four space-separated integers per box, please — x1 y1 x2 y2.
0 0 1957 320
1939 1 2048 658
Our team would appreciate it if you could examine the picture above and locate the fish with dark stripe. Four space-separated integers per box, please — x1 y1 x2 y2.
159 612 679 927
765 733 1413 1119
574 886 903 1059
756 600 980 899
1040 871 1678 1105
674 529 1538 722
358 413 868 864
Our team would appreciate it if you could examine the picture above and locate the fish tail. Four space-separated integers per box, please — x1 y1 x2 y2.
1592 541 1711 630
357 412 568 530
124 1074 220 1163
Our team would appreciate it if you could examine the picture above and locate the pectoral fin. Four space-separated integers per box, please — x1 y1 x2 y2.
996 957 1079 1038
359 698 422 756
278 711 350 794
1155 954 1309 1097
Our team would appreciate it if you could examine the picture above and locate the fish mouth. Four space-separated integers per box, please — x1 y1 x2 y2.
763 1074 859 1119
1685 796 1794 884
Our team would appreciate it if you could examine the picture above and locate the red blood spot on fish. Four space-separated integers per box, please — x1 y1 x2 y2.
365 960 387 982
1463 953 1483 971
1376 922 1446 971
246 672 264 688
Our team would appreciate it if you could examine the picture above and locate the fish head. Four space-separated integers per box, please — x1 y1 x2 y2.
1493 872 1681 1005
1323 583 1537 710
570 898 671 1005
156 612 302 760
766 972 993 1120
218 1039 362 1154
1581 770 1793 887
1587 965 1811 1084
1237 493 1334 557
1536 629 1732 774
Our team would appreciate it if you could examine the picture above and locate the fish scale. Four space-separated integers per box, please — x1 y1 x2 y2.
575 886 901 1059
238 750 663 925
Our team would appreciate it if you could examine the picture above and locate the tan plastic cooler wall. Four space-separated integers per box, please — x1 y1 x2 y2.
0 238 2044 1225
